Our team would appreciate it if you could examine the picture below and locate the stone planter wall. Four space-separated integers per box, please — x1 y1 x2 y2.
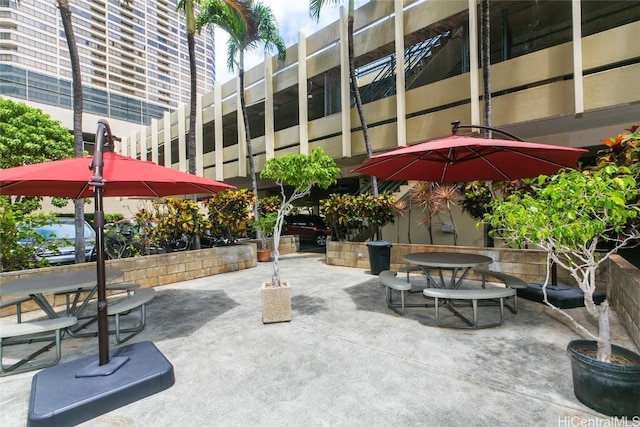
326 241 569 285
1 236 300 318
608 255 640 350
0 243 257 317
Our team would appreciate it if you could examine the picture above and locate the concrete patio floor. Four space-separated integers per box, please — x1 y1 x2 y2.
1 253 638 426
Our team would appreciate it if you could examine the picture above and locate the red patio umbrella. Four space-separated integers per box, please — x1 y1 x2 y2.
351 135 588 183
0 151 235 198
0 119 235 371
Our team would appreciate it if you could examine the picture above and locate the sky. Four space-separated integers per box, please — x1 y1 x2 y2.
213 0 369 83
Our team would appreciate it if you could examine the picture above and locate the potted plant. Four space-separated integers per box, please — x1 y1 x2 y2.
252 212 276 262
259 147 339 323
485 129 640 416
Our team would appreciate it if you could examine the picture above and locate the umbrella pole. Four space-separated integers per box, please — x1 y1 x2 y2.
94 185 109 365
91 120 110 366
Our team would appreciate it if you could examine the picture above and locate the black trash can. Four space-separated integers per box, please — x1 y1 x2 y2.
367 240 392 275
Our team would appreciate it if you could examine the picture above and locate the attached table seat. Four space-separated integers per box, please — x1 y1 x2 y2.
379 270 429 314
422 287 516 329
0 316 78 376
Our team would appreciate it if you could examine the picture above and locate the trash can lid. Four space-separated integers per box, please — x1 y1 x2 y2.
367 240 392 247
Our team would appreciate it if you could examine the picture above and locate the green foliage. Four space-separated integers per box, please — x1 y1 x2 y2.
0 198 58 272
258 195 281 215
0 98 76 213
203 189 255 242
260 147 339 192
320 192 400 242
251 212 277 249
0 98 74 168
486 167 639 253
460 181 493 220
0 99 78 270
197 0 286 72
320 193 363 241
485 165 639 360
355 192 397 228
150 198 204 251
596 125 639 172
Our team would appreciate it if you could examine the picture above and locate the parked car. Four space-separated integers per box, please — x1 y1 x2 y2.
22 217 96 265
283 214 330 246
104 219 166 259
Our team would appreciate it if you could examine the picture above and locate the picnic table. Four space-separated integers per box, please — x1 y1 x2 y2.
403 252 492 289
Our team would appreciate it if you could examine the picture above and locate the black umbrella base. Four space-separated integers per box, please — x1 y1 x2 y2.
27 341 174 427
518 282 606 309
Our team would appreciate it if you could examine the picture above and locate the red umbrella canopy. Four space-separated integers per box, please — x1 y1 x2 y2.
0 152 235 198
352 135 588 183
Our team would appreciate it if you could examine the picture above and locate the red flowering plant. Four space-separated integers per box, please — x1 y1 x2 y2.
597 125 639 172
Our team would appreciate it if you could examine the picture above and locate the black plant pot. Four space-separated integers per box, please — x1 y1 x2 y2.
567 340 640 417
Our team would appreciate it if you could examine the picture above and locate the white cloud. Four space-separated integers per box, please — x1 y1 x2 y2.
213 0 368 83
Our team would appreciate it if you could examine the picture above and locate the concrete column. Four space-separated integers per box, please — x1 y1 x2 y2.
129 130 137 159
264 50 275 159
139 125 147 160
236 77 247 177
298 31 309 154
468 0 480 126
394 0 406 147
120 136 128 156
214 82 224 181
178 103 187 171
151 118 159 164
340 6 351 158
196 94 204 175
572 0 584 115
163 111 171 167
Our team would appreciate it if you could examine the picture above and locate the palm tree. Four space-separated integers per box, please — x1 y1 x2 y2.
176 0 199 176
197 0 286 223
309 0 378 197
481 0 491 137
176 0 249 249
57 0 86 263
176 0 250 176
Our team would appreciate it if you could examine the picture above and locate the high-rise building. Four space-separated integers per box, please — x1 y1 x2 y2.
0 0 213 136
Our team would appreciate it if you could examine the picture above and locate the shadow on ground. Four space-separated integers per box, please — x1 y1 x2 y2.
292 295 328 315
146 289 239 339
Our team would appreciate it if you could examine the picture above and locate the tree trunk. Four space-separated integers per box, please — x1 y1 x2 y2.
597 301 612 363
481 0 491 136
187 31 201 249
58 0 86 264
239 67 260 223
187 32 198 176
347 4 378 197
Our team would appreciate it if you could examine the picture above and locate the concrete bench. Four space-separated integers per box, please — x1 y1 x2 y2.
0 296 31 323
422 287 516 329
379 270 428 315
0 316 78 376
475 268 527 314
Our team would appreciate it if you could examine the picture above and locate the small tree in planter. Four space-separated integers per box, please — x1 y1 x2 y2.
486 162 640 416
251 212 277 261
260 147 340 287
